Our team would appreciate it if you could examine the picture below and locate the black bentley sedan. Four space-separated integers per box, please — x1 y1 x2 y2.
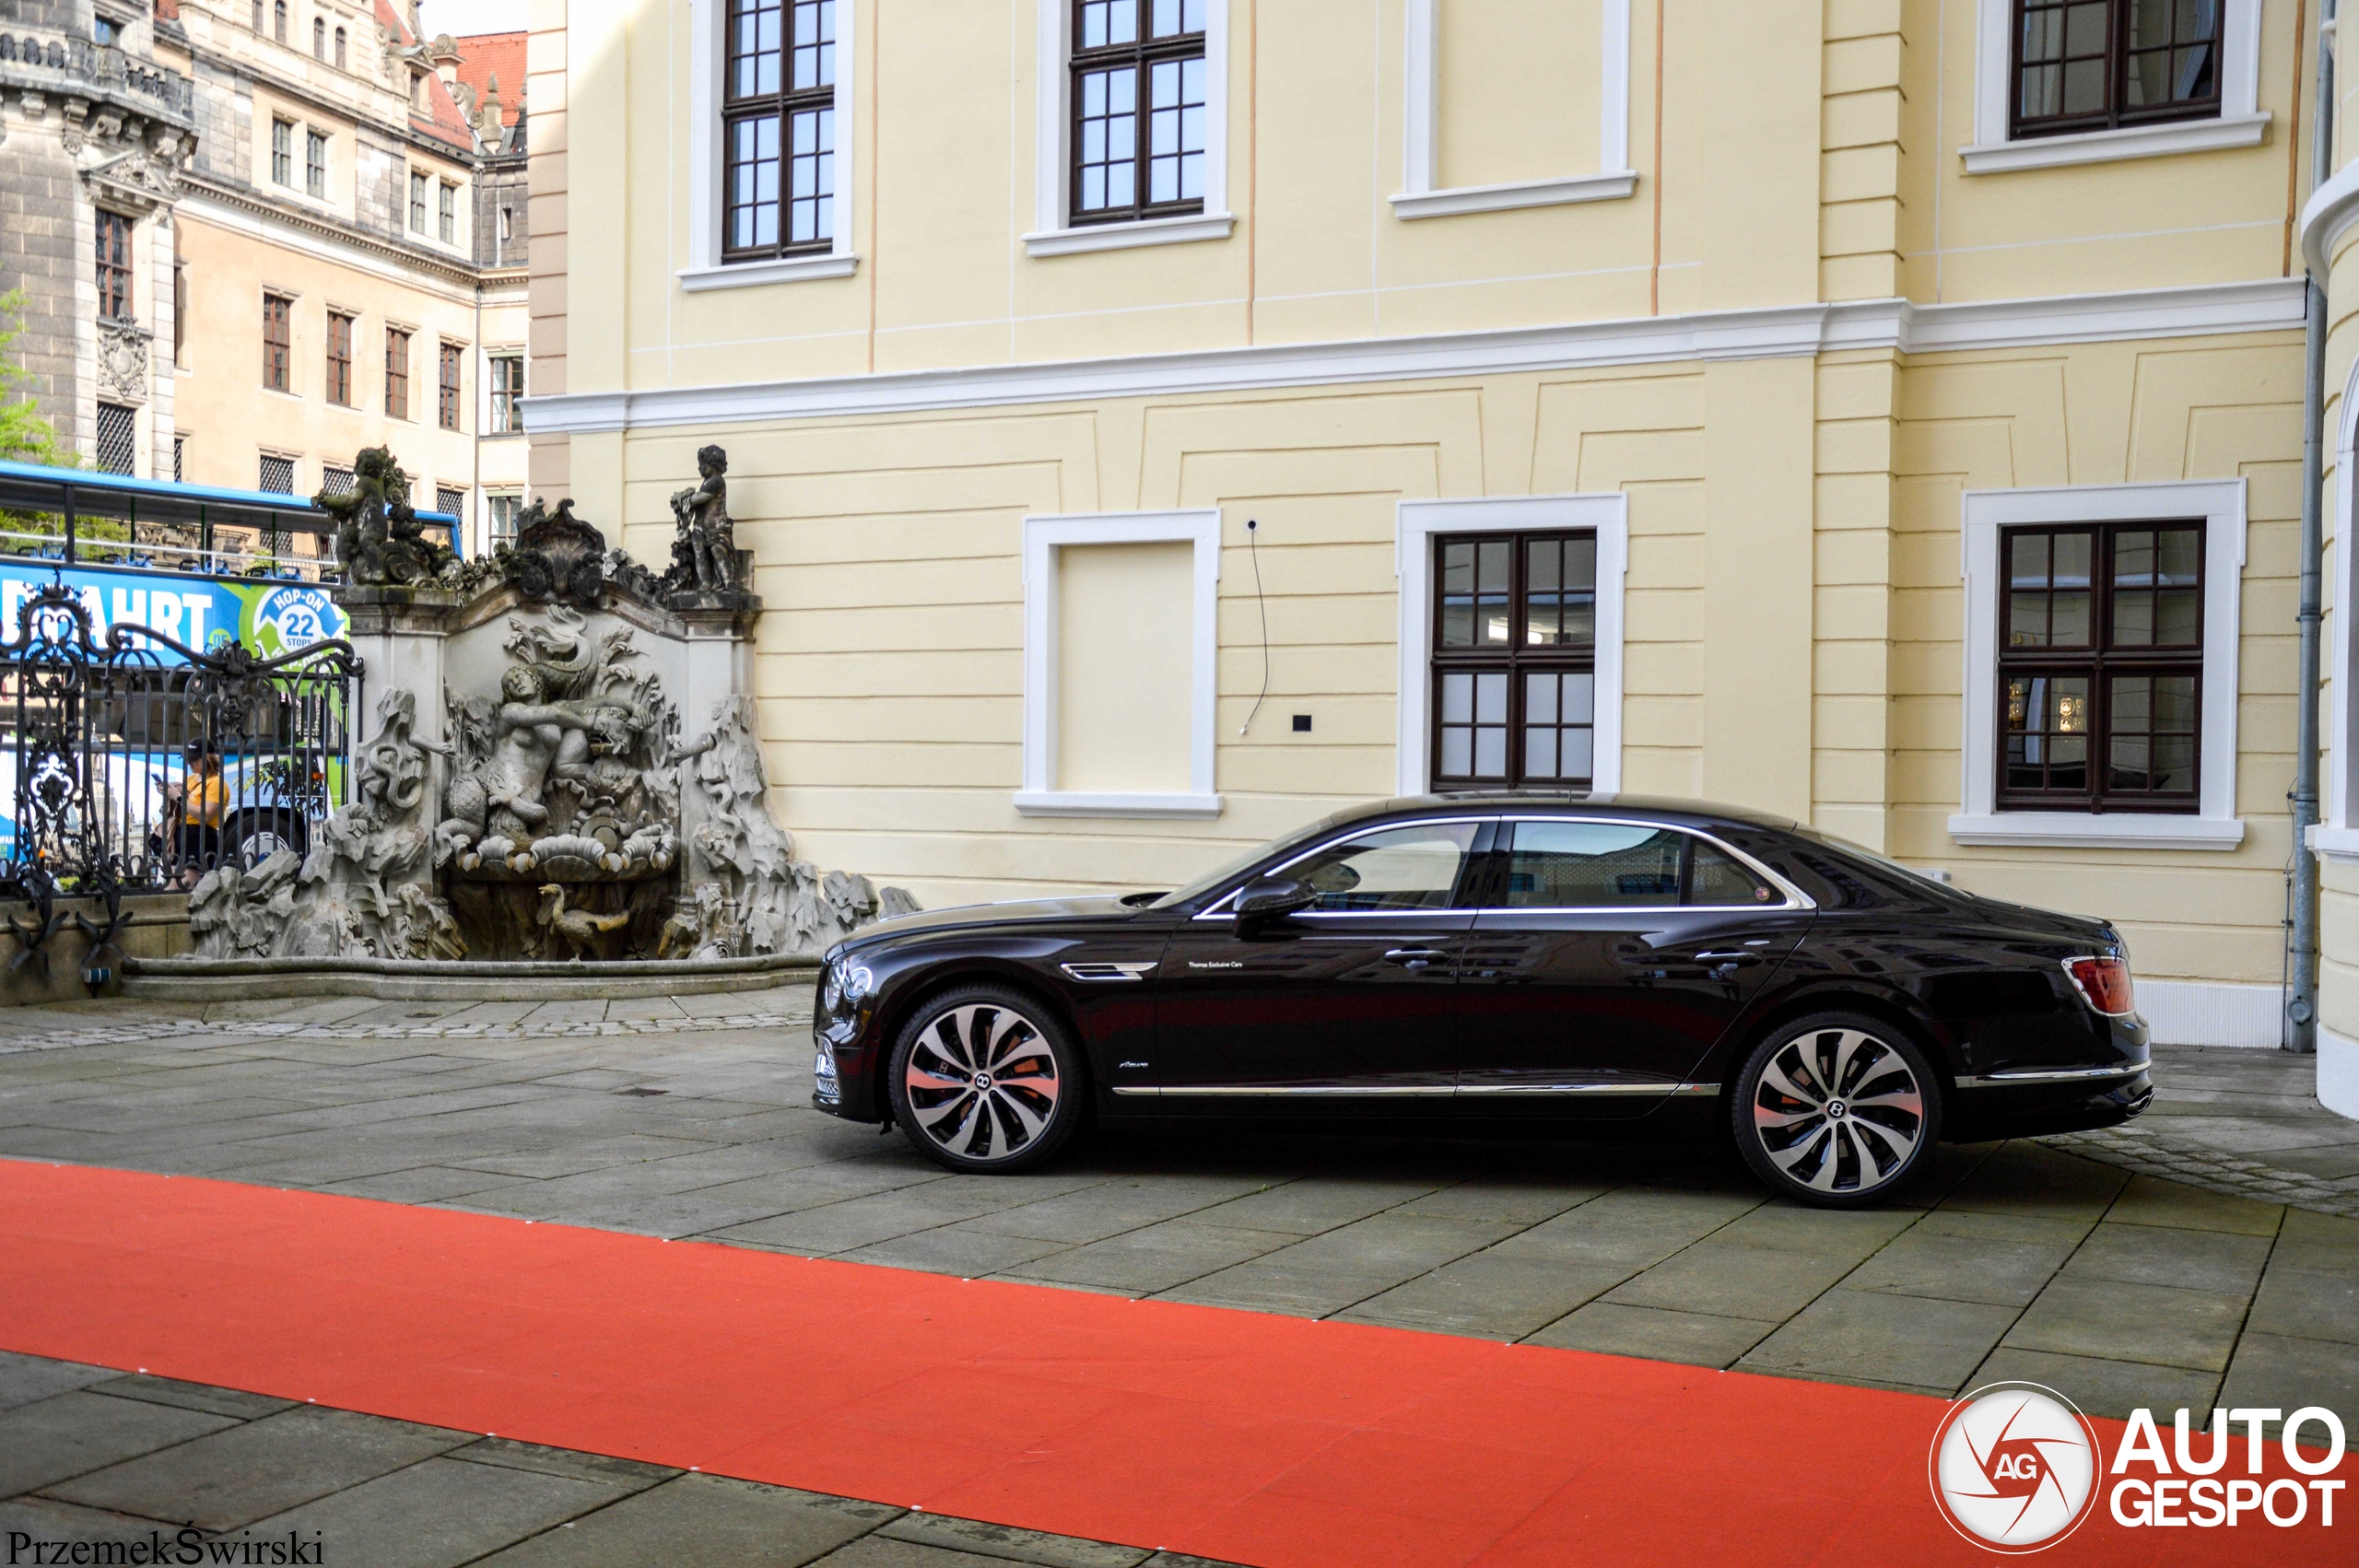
809 794 2152 1207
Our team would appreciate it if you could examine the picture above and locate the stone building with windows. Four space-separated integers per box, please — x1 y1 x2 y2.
525 1 2346 1087
0 0 530 555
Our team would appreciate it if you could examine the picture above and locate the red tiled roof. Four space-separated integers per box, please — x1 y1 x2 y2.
371 0 474 152
154 0 181 20
452 31 525 129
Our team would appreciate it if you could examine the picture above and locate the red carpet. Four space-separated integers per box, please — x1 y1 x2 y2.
0 1159 2341 1566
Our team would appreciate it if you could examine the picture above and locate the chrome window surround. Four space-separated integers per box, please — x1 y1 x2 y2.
1189 814 1814 920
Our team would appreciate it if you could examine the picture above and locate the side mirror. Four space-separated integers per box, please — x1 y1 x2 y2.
1233 877 1316 932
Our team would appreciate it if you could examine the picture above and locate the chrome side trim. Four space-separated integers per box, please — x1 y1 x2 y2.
1060 961 1157 982
1114 1082 1458 1098
1668 1082 1723 1096
1457 1082 1674 1096
1957 1064 2149 1087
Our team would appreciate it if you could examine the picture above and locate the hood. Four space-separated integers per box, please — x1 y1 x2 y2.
838 895 1142 950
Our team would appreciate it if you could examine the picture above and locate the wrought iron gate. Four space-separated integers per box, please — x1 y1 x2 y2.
0 578 360 977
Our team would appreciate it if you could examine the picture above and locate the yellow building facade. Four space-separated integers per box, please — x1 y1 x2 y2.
525 0 2337 1077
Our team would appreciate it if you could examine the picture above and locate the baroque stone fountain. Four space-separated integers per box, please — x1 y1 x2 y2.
182 444 914 971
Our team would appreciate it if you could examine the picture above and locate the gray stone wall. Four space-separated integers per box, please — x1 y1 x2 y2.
473 150 524 268
354 131 404 240
189 57 252 187
0 115 92 451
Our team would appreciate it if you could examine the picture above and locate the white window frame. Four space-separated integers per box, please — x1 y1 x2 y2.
1016 509 1223 818
683 0 860 290
1023 0 1234 257
1391 0 1637 218
1394 494 1628 799
1952 480 2247 849
2314 357 2359 862
1961 0 2268 174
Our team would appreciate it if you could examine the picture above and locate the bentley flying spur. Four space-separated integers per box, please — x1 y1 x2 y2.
810 794 2152 1207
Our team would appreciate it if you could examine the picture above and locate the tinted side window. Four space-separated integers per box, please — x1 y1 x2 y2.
1286 822 1479 912
1688 842 1780 906
1502 822 1684 907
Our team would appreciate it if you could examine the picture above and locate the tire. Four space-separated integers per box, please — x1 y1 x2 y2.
228 809 305 871
887 985 1084 1174
1731 1011 1942 1208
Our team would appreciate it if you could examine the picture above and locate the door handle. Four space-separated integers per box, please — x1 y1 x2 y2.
1384 948 1449 970
1692 951 1763 965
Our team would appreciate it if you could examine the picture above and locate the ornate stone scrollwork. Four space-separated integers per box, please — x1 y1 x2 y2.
97 321 148 403
504 497 608 608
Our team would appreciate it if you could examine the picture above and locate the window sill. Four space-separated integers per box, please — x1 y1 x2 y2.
1021 213 1235 258
1014 790 1223 820
2307 825 2359 865
1946 813 2245 850
678 252 860 292
1960 112 2271 174
1389 171 1639 220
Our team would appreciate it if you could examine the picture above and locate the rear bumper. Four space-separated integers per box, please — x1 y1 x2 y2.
1948 1069 2153 1141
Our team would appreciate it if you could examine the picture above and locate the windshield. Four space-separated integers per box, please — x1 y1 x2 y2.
1147 811 1350 909
1790 825 1966 899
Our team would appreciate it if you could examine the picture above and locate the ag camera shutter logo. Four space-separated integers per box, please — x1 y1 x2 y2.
1929 1383 2101 1552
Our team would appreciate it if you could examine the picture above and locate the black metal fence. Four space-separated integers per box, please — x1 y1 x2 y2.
0 579 360 980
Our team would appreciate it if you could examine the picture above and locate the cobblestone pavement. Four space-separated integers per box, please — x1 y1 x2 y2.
0 1350 1242 1568
0 993 2353 1437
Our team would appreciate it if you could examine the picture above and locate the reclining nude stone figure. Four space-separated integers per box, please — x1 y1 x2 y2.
439 664 652 872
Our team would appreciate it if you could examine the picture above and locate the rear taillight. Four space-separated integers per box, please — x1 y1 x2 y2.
2065 956 2136 1016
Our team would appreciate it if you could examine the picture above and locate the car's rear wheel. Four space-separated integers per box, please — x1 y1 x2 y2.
887 985 1083 1174
227 809 305 871
1731 1012 1941 1208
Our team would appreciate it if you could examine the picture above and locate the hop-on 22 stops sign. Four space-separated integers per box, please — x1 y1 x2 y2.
1930 1383 2347 1552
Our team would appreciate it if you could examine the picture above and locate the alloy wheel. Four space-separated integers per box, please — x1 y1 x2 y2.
901 1001 1062 1164
1751 1026 1925 1196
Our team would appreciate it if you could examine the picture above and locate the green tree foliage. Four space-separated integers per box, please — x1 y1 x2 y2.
0 287 68 468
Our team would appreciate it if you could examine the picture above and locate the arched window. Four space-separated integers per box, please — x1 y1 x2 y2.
311 16 324 58
273 1 287 43
334 27 346 67
251 1 264 30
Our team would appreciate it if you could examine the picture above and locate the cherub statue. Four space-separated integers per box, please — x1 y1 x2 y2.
666 444 738 592
315 447 453 586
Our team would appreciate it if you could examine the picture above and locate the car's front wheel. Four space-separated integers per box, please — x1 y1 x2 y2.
887 986 1083 1174
1731 1012 1941 1208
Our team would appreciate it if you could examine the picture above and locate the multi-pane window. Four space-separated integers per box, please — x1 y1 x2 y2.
94 404 135 475
252 1 263 30
311 16 324 57
385 327 411 418
489 354 524 432
2012 0 2223 137
435 486 467 519
1429 532 1598 790
262 294 291 392
1070 0 1206 224
408 170 428 232
172 436 185 483
439 181 458 243
488 492 523 546
334 27 346 68
172 244 186 365
320 463 356 497
258 454 296 495
437 342 462 430
271 119 294 186
1999 521 2203 813
325 312 353 405
273 0 287 43
722 0 836 260
96 211 134 322
306 129 327 197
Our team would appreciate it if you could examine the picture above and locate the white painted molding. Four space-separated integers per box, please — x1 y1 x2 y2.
2330 347 2359 835
2140 980 2283 1048
1961 114 2271 174
2299 158 2359 279
684 0 857 287
1019 509 1224 820
2308 825 2359 862
521 280 2307 433
1953 479 2248 851
2321 1024 2359 1118
1022 212 1236 258
1966 0 2266 174
1394 495 1627 799
1032 0 1228 244
1392 0 1636 217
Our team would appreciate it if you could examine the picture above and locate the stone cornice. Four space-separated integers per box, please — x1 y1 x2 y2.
180 174 502 291
180 39 475 164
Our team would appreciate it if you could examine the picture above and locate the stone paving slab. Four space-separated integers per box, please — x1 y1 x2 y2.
0 1355 1247 1568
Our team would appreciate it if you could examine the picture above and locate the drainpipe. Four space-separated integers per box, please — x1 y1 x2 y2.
2294 1 2338 1055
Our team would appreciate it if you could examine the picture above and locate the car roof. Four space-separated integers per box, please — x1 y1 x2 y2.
1328 791 1801 834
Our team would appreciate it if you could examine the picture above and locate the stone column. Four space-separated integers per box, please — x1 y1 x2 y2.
669 588 764 893
339 586 464 751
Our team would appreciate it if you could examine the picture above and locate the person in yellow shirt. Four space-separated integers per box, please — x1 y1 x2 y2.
169 741 226 883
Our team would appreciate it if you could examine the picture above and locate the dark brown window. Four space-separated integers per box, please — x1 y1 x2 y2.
1429 532 1597 790
96 210 134 322
385 327 410 418
171 237 186 367
437 342 462 430
1070 0 1205 225
325 311 353 405
722 0 835 260
1999 521 2203 813
262 293 291 392
2012 0 2223 138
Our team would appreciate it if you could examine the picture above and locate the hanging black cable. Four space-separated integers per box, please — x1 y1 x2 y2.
1240 518 1270 736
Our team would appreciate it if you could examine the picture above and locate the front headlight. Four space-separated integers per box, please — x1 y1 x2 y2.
819 965 842 1014
842 965 875 1003
817 958 875 1018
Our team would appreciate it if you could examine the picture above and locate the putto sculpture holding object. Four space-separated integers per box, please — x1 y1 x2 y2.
192 444 915 964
